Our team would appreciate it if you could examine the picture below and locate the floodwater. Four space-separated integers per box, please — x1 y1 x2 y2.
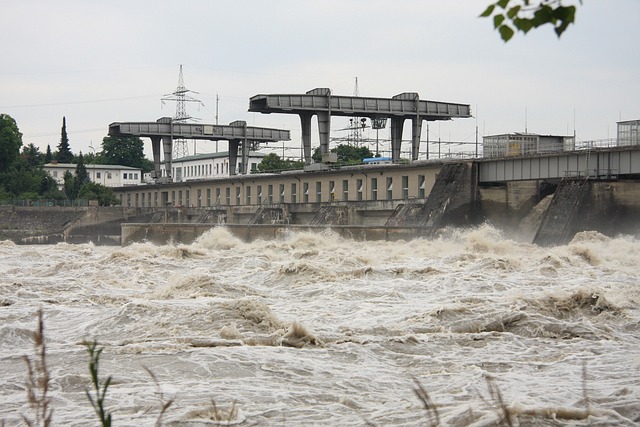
1 226 639 426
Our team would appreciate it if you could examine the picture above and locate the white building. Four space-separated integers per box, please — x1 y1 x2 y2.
151 151 267 183
44 162 142 190
483 133 575 158
617 120 640 146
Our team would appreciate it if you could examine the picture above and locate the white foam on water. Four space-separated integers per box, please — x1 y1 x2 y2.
1 226 639 426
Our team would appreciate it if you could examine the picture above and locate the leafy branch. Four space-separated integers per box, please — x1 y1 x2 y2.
84 341 113 427
481 0 582 42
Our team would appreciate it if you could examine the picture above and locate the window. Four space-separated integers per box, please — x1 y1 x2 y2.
279 184 285 203
371 178 378 200
342 180 349 201
141 193 145 207
236 187 241 205
257 185 262 204
185 190 190 207
123 173 128 180
246 186 252 205
315 182 322 203
215 188 221 204
225 187 231 205
303 182 309 203
207 189 211 207
329 181 335 201
418 175 426 198
178 190 183 206
386 177 393 200
402 176 409 200
197 189 202 207
171 191 175 206
53 171 58 177
107 172 112 179
356 178 363 201
268 185 273 203
291 183 297 203
96 172 100 179
135 193 139 207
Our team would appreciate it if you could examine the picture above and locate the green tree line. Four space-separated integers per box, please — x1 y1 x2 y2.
0 114 153 205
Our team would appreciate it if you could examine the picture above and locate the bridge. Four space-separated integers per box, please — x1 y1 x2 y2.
477 145 640 182
249 88 471 164
108 118 290 182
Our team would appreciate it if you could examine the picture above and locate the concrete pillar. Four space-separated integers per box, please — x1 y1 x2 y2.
317 111 331 157
151 136 161 180
300 113 313 164
411 117 422 161
229 139 240 176
390 118 404 161
241 141 250 174
162 136 173 181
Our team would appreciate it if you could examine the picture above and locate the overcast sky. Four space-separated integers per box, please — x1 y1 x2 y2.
2 0 638 160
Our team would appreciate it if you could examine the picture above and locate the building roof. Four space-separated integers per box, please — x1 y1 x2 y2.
44 163 141 170
171 151 267 163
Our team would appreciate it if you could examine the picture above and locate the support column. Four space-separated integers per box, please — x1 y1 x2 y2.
162 135 173 181
228 139 240 176
151 136 161 180
390 118 404 161
241 123 249 174
317 111 331 157
300 113 313 165
241 140 250 175
411 117 422 161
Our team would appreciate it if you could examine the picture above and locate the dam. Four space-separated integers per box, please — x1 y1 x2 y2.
4 144 639 247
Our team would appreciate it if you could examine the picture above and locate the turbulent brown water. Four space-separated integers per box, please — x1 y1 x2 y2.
1 226 639 426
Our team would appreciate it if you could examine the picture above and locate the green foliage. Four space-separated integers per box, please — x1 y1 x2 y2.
45 145 52 163
78 182 119 206
73 153 90 197
84 341 113 427
22 143 45 167
63 171 75 200
257 153 304 172
312 144 374 164
100 135 147 169
480 0 580 42
56 117 74 164
0 113 23 171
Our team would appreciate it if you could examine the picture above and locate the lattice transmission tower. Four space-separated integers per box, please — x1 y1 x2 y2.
161 65 204 158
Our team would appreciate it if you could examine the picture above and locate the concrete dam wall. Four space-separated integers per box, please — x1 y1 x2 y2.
2 177 639 246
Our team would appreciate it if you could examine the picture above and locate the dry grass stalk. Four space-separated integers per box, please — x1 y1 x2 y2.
413 377 441 427
143 366 174 427
483 375 513 427
22 308 53 427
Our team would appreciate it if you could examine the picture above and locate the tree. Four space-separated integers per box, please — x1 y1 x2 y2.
77 182 119 206
63 170 75 200
257 153 304 172
73 152 90 197
312 144 373 164
100 135 147 169
45 144 52 163
481 0 581 42
56 116 73 163
22 143 44 167
0 113 23 171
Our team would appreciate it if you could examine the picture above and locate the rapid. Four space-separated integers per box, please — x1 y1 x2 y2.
1 226 639 426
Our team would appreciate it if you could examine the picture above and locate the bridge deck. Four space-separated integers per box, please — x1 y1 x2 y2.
249 93 471 120
109 120 290 142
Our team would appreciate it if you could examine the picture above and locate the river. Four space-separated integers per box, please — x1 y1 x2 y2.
1 226 639 426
